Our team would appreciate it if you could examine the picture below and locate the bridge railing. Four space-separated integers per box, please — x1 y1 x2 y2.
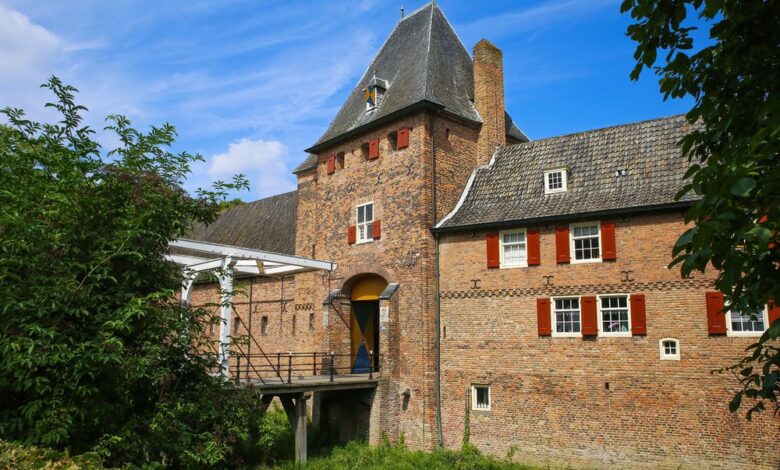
230 350 377 385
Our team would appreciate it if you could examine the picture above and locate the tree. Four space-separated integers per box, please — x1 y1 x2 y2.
0 77 264 466
621 0 779 417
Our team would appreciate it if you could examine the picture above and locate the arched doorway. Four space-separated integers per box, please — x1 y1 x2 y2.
349 274 386 373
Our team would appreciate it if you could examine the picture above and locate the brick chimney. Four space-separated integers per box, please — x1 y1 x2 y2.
473 39 506 166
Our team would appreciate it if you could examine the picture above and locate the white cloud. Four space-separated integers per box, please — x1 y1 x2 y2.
208 138 296 198
0 3 59 76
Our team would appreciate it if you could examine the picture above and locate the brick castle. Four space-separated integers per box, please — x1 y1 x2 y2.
183 3 780 468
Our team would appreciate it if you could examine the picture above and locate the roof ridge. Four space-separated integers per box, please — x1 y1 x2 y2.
504 114 687 149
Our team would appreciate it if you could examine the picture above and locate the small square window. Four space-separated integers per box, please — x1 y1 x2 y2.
356 202 374 244
552 297 581 336
570 222 601 263
659 338 680 360
472 385 490 411
500 229 527 267
727 307 768 337
544 168 567 194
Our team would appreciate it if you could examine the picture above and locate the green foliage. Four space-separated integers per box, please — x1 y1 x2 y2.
622 0 779 417
269 439 540 470
0 77 261 466
0 441 105 469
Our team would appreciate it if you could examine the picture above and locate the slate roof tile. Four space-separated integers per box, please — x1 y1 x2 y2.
436 115 697 229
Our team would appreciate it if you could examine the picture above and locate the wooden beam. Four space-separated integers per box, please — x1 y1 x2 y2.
279 395 297 429
295 393 308 464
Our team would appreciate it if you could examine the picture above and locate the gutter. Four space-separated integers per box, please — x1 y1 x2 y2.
431 201 697 234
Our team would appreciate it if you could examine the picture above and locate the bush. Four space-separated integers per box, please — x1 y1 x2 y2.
0 441 105 469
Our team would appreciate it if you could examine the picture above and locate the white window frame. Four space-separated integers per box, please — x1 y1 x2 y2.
551 296 582 338
659 338 680 360
726 306 769 337
544 168 567 194
597 294 632 337
499 228 528 268
570 221 602 264
356 202 374 244
471 384 491 411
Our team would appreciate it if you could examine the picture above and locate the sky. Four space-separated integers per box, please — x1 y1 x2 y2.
0 0 699 200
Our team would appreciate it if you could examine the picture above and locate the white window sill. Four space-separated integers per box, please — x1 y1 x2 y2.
355 239 374 245
544 189 566 195
599 332 632 338
660 355 680 361
726 331 765 338
500 262 528 269
551 332 582 338
571 258 602 265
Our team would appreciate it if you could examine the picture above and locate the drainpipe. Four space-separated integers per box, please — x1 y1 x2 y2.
429 112 445 447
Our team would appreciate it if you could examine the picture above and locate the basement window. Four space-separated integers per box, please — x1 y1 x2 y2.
544 168 567 194
472 385 491 411
659 338 680 360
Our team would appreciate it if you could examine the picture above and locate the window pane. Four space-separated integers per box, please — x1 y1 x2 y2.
729 310 765 332
366 222 373 238
365 204 373 222
554 298 580 333
357 206 365 223
601 296 629 333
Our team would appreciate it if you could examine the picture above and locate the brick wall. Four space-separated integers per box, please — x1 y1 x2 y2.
438 211 780 469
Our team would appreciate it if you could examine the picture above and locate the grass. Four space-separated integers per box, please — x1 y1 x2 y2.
0 440 104 469
269 439 541 470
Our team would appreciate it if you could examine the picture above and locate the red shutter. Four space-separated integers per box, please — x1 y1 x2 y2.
397 128 409 149
768 300 780 326
347 226 356 244
581 296 597 336
527 228 541 266
368 138 380 159
537 298 552 336
326 155 336 174
372 220 381 240
601 221 616 261
486 233 500 268
555 226 570 264
706 291 727 334
630 294 647 335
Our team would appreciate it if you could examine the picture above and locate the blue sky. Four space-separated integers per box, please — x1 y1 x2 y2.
1 0 697 200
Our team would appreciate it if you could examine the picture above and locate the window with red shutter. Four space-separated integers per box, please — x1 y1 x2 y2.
555 226 570 264
372 220 381 239
537 298 552 336
581 296 597 336
706 291 726 334
527 228 541 266
630 294 647 335
601 221 616 260
368 138 380 159
326 155 336 174
768 300 780 325
397 127 409 149
486 233 500 268
347 226 357 244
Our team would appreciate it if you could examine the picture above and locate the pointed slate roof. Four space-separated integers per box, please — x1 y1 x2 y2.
305 2 527 155
435 115 698 231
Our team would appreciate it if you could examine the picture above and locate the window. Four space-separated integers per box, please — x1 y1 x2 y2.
471 385 490 411
500 229 527 267
599 295 630 336
292 315 296 335
727 307 768 337
544 168 567 194
659 338 680 360
309 313 315 332
571 222 601 263
232 317 240 335
552 297 581 336
356 202 374 244
261 316 269 336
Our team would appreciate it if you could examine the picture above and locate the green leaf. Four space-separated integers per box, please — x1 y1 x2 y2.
729 177 756 197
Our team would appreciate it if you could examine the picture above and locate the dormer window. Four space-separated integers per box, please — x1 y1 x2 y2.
544 168 567 194
364 75 388 112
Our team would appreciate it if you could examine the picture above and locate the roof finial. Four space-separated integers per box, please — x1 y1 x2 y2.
400 6 404 18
